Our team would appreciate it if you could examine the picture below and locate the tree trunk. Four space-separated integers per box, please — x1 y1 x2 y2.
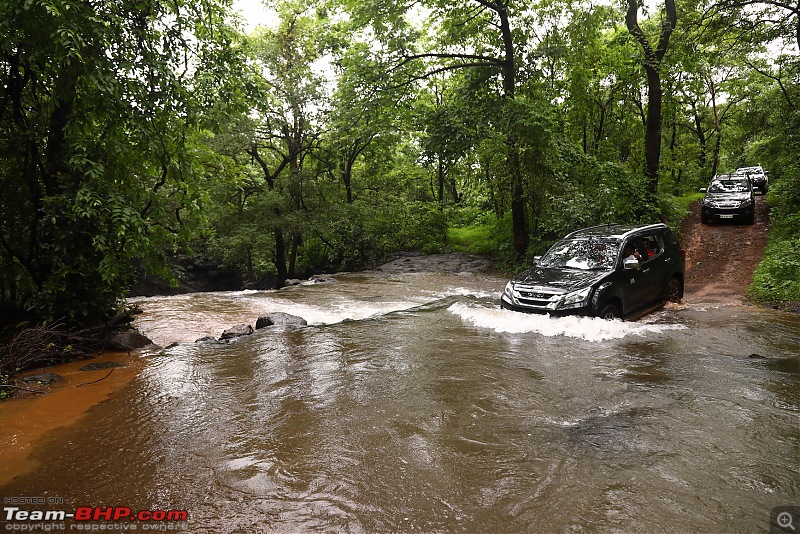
247 146 289 278
344 170 353 204
289 235 300 277
643 65 662 196
497 4 528 255
245 245 255 282
691 102 707 171
438 157 445 204
625 0 677 202
45 59 79 195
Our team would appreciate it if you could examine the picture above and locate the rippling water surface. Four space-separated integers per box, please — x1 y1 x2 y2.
2 271 798 532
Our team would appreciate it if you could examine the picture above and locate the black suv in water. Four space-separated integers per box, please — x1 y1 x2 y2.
700 174 755 225
735 165 768 194
500 223 685 320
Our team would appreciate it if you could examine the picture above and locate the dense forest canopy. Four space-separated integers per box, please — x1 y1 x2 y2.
0 0 798 326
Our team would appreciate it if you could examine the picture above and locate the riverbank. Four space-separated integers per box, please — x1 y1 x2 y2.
372 250 497 274
0 351 145 485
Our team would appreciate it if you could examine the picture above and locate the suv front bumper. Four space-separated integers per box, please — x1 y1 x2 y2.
499 295 591 316
702 204 754 222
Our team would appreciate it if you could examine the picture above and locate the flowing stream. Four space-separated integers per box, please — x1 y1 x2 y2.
1 270 798 532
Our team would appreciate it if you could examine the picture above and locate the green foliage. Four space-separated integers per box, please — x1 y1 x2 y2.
748 235 800 304
748 163 800 305
447 226 495 255
304 200 448 271
443 210 520 272
0 0 243 325
660 192 705 235
537 159 659 243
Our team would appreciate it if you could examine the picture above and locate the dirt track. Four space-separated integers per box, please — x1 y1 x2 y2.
679 195 770 305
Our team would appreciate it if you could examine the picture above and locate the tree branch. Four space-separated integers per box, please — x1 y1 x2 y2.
386 61 504 91
745 60 798 111
392 52 506 72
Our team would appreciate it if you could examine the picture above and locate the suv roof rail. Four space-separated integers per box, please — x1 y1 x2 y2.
564 222 667 240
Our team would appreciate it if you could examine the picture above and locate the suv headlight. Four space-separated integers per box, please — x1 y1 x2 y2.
557 286 593 309
740 199 753 208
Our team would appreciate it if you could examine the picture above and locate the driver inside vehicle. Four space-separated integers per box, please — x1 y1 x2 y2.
623 244 641 263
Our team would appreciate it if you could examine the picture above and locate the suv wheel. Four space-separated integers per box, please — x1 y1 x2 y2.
665 276 683 303
599 303 621 320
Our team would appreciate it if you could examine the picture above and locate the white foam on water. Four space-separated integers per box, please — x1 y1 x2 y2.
433 287 498 300
448 302 688 341
236 285 497 326
236 294 436 326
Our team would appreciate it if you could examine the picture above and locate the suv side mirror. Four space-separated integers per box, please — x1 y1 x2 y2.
532 255 542 265
624 259 640 270
699 187 707 193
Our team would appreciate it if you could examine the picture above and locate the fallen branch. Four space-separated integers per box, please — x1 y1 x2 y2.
75 369 114 388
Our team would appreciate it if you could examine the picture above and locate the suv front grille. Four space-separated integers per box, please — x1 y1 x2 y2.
514 286 562 308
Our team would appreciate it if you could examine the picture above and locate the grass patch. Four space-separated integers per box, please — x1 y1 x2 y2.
747 212 800 307
746 168 800 309
447 225 497 256
747 235 800 305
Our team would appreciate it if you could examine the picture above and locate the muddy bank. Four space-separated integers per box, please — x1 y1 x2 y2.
0 352 146 485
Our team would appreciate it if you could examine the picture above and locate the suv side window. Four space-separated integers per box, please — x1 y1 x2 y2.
639 234 663 261
620 239 641 268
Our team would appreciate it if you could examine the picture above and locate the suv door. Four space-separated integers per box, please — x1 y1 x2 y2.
618 237 658 314
636 232 669 303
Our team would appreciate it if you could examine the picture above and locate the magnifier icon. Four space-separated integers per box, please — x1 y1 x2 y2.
778 511 796 531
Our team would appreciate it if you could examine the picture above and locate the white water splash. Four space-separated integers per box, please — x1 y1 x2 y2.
434 287 498 300
448 302 688 341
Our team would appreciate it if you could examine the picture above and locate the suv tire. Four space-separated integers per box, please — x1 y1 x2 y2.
599 303 621 320
665 276 683 303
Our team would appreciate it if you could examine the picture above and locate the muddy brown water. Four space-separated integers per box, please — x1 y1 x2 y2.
1 271 798 532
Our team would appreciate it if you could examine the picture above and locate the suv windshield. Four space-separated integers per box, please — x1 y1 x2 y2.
708 178 750 193
539 239 619 270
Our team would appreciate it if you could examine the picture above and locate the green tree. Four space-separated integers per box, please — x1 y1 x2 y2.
320 37 414 204
245 1 327 279
625 0 677 208
0 0 241 324
339 0 540 255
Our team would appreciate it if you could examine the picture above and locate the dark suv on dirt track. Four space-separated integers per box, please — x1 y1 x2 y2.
500 223 685 320
700 174 755 225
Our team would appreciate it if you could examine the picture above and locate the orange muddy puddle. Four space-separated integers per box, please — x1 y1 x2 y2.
0 352 143 486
